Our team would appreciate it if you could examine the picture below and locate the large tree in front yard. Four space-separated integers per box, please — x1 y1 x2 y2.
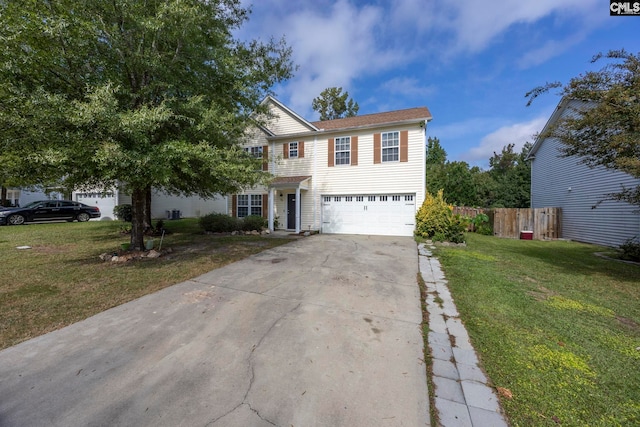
526 49 640 207
0 0 293 249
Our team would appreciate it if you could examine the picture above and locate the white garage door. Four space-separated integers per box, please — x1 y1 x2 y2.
75 191 116 220
322 194 416 236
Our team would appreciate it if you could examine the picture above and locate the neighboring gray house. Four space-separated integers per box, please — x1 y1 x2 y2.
527 98 640 247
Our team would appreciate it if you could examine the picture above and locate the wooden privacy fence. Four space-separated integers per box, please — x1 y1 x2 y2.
453 207 562 240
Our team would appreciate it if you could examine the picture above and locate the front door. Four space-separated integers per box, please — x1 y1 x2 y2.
287 194 296 230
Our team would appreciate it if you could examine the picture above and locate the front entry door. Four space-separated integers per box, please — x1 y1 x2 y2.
287 194 296 230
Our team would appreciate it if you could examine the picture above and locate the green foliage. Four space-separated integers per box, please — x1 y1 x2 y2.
113 204 133 222
488 142 531 208
415 190 467 243
425 137 447 165
425 136 530 208
0 0 294 250
199 213 240 233
241 215 267 231
619 237 640 261
199 213 266 233
471 213 492 235
312 87 359 120
526 49 640 208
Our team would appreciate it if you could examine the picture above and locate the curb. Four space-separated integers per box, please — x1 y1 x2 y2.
418 243 509 427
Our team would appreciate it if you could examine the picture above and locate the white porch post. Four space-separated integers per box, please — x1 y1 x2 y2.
295 187 301 234
268 187 275 231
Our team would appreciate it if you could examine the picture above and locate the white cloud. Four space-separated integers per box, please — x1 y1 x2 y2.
380 77 436 99
460 116 547 164
421 0 601 54
258 1 409 117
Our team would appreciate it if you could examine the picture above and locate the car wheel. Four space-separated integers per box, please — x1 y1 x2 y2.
8 214 25 225
77 212 91 222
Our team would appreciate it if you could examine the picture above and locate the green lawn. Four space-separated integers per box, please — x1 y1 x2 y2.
0 219 290 350
435 233 640 426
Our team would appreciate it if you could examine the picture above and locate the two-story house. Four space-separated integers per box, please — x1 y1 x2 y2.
232 96 432 236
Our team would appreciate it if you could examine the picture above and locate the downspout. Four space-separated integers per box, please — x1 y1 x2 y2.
313 136 318 230
421 121 427 207
269 140 276 231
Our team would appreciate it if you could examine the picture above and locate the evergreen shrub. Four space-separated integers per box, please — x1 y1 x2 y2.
199 213 240 233
241 215 267 231
415 190 467 243
113 204 133 222
619 237 640 262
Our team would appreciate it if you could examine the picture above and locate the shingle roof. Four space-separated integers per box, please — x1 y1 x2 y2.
271 175 311 185
311 107 432 131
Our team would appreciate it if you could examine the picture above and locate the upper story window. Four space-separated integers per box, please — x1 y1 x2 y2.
381 131 399 162
244 146 263 158
335 136 350 165
288 141 298 158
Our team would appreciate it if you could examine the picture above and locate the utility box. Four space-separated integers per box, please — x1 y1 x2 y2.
520 230 533 240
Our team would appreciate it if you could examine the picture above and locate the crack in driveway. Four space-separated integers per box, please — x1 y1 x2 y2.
207 302 302 427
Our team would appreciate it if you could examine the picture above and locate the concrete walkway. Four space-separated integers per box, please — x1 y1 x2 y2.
0 235 429 427
418 243 509 427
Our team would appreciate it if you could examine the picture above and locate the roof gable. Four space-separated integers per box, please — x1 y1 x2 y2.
528 97 599 160
260 96 318 135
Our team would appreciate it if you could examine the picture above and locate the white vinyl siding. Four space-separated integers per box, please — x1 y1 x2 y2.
149 191 227 219
267 103 315 134
314 128 424 199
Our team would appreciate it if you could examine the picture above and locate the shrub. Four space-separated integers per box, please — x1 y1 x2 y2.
415 190 467 243
619 237 640 262
241 215 267 231
113 204 132 222
471 213 492 235
199 213 240 233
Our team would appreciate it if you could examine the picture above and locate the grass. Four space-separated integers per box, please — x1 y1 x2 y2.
434 233 640 426
0 219 290 350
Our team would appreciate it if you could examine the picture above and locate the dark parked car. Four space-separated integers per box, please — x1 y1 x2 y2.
0 200 101 225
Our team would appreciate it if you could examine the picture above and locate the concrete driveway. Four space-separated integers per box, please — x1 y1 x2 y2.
0 235 429 427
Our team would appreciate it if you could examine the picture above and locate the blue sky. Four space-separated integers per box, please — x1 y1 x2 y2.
238 0 640 168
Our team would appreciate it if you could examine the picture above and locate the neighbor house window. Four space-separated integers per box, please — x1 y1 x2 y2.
237 194 262 217
381 132 399 162
289 141 298 158
335 137 350 165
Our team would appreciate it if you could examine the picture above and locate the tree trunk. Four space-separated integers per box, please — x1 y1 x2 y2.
1 186 7 207
144 185 152 232
130 187 146 251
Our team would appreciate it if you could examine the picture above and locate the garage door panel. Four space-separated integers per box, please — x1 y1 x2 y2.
76 192 116 221
322 194 415 236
